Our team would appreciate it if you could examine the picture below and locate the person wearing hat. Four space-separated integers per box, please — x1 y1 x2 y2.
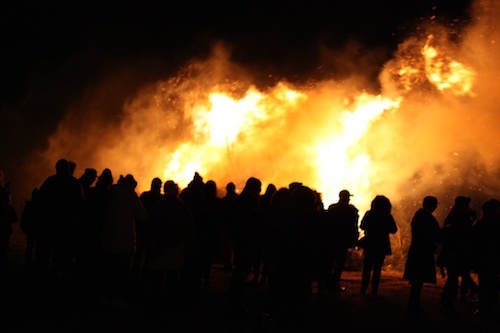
320 189 359 292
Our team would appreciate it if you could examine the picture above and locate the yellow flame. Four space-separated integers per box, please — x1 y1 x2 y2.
162 83 307 189
313 93 402 208
422 35 477 96
162 82 401 211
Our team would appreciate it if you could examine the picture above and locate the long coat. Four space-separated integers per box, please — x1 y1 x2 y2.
403 208 440 283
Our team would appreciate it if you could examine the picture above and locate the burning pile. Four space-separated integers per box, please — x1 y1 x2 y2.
30 1 500 240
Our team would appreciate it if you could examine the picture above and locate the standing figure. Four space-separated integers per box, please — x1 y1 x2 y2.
36 159 84 274
200 180 221 284
438 196 477 315
100 174 147 308
144 180 194 305
321 189 359 292
179 172 205 300
403 196 440 316
253 183 276 285
219 182 237 271
359 195 398 296
76 168 113 302
472 199 500 319
229 177 261 304
78 168 98 199
137 177 163 273
267 185 322 330
74 168 97 270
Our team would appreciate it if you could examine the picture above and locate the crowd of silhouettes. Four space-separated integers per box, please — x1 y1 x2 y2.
0 159 498 325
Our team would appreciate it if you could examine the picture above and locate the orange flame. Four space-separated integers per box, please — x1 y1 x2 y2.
35 2 499 221
422 34 477 96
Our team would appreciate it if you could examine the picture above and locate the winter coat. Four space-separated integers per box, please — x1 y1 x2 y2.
325 202 359 248
403 208 440 284
360 210 397 256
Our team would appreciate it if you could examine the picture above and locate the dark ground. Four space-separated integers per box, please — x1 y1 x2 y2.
1 252 499 333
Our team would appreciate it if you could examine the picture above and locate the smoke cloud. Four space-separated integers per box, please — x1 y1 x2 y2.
5 0 498 267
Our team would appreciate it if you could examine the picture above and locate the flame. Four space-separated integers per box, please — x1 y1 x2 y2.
160 81 401 210
422 34 477 96
34 1 499 225
152 32 477 211
313 94 402 206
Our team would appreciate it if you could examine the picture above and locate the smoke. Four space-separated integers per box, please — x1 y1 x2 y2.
378 0 500 214
11 1 500 265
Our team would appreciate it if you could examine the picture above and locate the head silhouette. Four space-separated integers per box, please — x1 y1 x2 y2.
371 195 392 214
164 180 179 196
454 196 471 208
55 159 70 176
226 182 236 194
96 168 113 188
481 199 500 219
423 196 438 212
119 174 138 190
244 177 262 197
339 189 352 203
151 177 162 192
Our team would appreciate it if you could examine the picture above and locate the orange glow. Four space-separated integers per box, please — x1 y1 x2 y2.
35 1 500 221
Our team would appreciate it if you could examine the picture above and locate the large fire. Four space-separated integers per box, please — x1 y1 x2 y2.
23 0 500 267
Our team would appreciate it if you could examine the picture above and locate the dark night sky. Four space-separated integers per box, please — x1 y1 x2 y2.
1 0 473 202
2 1 473 105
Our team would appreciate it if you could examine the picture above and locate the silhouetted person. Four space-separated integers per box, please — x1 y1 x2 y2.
200 180 221 283
137 177 163 273
439 196 477 315
144 180 194 306
0 171 17 270
253 183 276 285
100 174 147 308
36 159 84 274
75 168 113 299
78 168 98 199
20 188 41 265
74 168 97 270
267 185 322 330
472 199 500 318
266 187 292 256
359 195 398 295
140 178 164 211
321 189 359 292
179 172 206 300
229 177 261 307
404 196 440 316
219 182 237 271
